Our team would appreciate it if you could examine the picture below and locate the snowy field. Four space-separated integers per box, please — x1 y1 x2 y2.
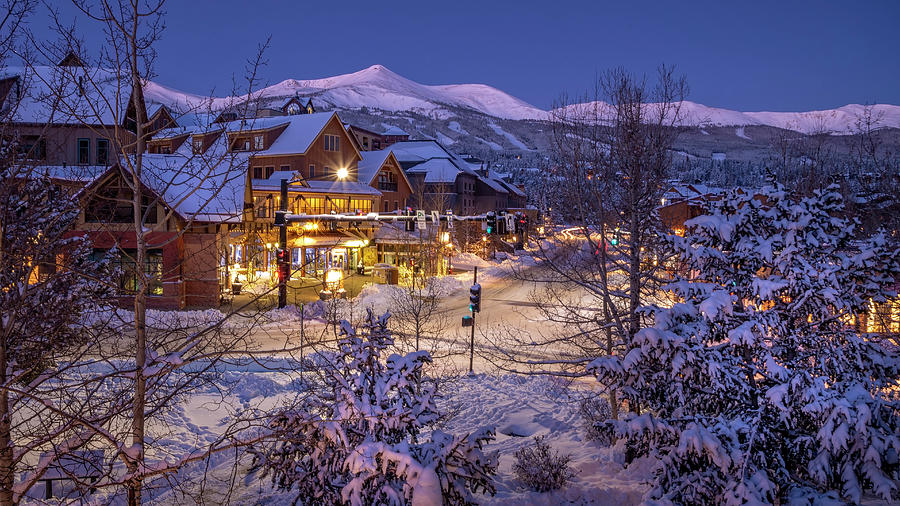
140 373 650 505
21 251 656 505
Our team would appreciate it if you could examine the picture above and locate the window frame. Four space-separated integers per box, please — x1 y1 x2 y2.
77 138 90 165
96 138 109 165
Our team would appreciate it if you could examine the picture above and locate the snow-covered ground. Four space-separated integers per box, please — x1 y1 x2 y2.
144 373 649 505
33 250 655 504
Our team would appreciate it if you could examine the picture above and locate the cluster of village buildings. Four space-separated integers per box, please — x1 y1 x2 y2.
1 56 526 309
2 56 897 333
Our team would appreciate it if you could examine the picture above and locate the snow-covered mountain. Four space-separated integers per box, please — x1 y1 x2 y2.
552 100 900 135
144 64 546 121
143 64 900 135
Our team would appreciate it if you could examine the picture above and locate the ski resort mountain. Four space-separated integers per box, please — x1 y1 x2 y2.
143 64 546 121
144 64 900 135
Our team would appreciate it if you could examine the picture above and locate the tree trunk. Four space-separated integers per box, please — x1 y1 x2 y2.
128 62 148 505
0 342 14 506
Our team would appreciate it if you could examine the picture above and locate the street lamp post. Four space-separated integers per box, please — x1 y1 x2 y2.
277 178 289 308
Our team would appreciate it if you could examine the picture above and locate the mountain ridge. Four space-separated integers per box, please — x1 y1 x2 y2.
143 64 900 135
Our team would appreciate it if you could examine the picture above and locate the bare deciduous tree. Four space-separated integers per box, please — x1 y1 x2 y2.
483 66 688 419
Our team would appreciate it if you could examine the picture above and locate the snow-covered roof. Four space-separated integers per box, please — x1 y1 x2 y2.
357 149 393 185
496 179 526 197
480 176 509 194
38 164 109 183
388 140 457 164
407 158 462 184
3 65 130 125
219 115 291 134
134 149 250 222
151 126 191 140
256 113 335 155
382 125 408 136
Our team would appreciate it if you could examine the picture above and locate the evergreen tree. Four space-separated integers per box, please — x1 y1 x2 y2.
590 183 900 504
252 310 497 505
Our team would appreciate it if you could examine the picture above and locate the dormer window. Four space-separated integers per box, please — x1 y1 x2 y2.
254 134 264 150
287 103 300 115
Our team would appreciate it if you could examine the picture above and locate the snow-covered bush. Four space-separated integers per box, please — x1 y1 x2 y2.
577 396 613 443
512 435 575 492
252 309 498 505
590 183 900 504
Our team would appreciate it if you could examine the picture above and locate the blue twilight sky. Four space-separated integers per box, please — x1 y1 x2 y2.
28 0 900 111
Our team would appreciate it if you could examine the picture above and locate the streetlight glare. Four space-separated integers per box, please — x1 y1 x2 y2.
336 167 349 179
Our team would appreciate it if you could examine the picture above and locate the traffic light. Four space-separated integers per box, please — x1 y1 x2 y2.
485 211 496 235
610 228 620 246
276 248 290 282
469 282 481 313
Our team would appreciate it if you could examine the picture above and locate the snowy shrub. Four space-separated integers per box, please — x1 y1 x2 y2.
251 309 498 505
512 435 576 492
590 182 900 504
577 396 613 443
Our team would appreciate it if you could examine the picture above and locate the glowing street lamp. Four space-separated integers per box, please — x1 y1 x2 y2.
336 167 349 179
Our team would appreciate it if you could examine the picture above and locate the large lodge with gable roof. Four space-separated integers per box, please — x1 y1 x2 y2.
1 55 528 309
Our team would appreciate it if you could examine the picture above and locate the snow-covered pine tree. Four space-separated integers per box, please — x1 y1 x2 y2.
252 309 497 506
589 182 900 504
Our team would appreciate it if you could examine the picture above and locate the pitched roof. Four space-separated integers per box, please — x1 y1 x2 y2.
382 125 409 136
134 150 250 222
407 158 463 184
3 65 131 125
37 164 110 183
388 140 456 164
256 112 336 155
357 149 393 184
